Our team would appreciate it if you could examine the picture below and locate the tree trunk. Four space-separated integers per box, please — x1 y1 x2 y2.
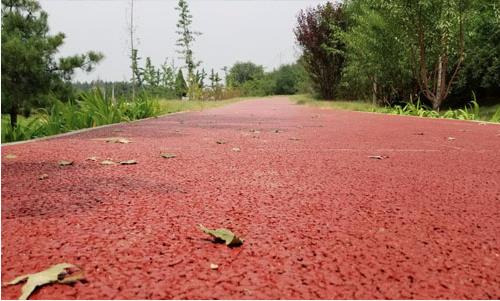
433 55 445 111
10 103 18 127
372 77 378 105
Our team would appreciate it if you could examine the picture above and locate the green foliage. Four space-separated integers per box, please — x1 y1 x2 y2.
122 94 161 120
457 1 500 93
1 90 162 143
271 63 310 95
294 94 499 123
227 62 265 87
226 62 310 97
342 0 415 104
490 107 500 123
175 69 187 98
1 0 103 126
340 0 472 109
175 0 201 79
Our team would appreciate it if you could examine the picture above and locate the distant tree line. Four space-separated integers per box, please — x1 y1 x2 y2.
224 61 312 97
294 0 500 110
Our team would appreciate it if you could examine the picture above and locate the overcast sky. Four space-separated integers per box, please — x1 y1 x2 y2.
39 0 329 82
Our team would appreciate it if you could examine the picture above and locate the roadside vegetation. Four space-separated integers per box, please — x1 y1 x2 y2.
293 0 500 121
1 90 245 143
293 95 500 122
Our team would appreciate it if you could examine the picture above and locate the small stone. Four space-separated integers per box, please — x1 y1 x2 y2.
210 263 219 270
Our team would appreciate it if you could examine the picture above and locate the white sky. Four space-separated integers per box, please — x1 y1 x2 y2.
39 0 329 82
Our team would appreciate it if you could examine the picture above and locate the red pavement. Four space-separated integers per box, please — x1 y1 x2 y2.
1 97 500 299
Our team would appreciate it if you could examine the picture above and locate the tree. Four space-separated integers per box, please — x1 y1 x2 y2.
457 1 500 96
160 59 177 92
143 57 158 87
342 0 415 104
1 0 103 127
226 62 265 87
128 0 137 101
399 0 469 110
175 0 201 86
294 2 347 99
131 48 143 88
272 64 309 95
175 69 187 98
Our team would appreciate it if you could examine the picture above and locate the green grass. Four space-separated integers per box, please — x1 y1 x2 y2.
292 95 379 112
479 103 500 121
292 94 500 123
158 97 246 114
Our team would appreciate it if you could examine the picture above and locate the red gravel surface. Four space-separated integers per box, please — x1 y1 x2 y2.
2 97 500 299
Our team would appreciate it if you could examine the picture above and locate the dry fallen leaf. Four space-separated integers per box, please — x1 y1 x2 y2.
199 224 243 247
232 147 241 152
161 153 176 159
4 154 17 159
119 160 137 165
289 137 300 141
92 137 131 144
216 140 226 145
38 174 49 180
3 263 84 300
368 155 388 160
447 137 456 141
100 160 116 165
58 160 73 166
86 156 98 162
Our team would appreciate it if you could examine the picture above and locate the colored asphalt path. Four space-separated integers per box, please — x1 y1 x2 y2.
1 97 500 299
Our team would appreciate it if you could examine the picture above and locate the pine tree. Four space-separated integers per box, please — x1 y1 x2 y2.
1 0 103 126
175 69 187 98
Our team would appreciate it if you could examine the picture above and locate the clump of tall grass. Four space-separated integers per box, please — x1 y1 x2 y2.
383 95 482 121
2 90 162 143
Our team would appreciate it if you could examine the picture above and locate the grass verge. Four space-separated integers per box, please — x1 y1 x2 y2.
292 94 500 122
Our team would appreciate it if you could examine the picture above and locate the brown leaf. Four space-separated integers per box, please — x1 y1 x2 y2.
3 263 85 300
216 140 226 144
58 160 73 166
38 174 49 180
4 154 17 159
119 160 137 165
93 137 131 144
161 153 176 159
100 160 116 165
368 155 388 160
